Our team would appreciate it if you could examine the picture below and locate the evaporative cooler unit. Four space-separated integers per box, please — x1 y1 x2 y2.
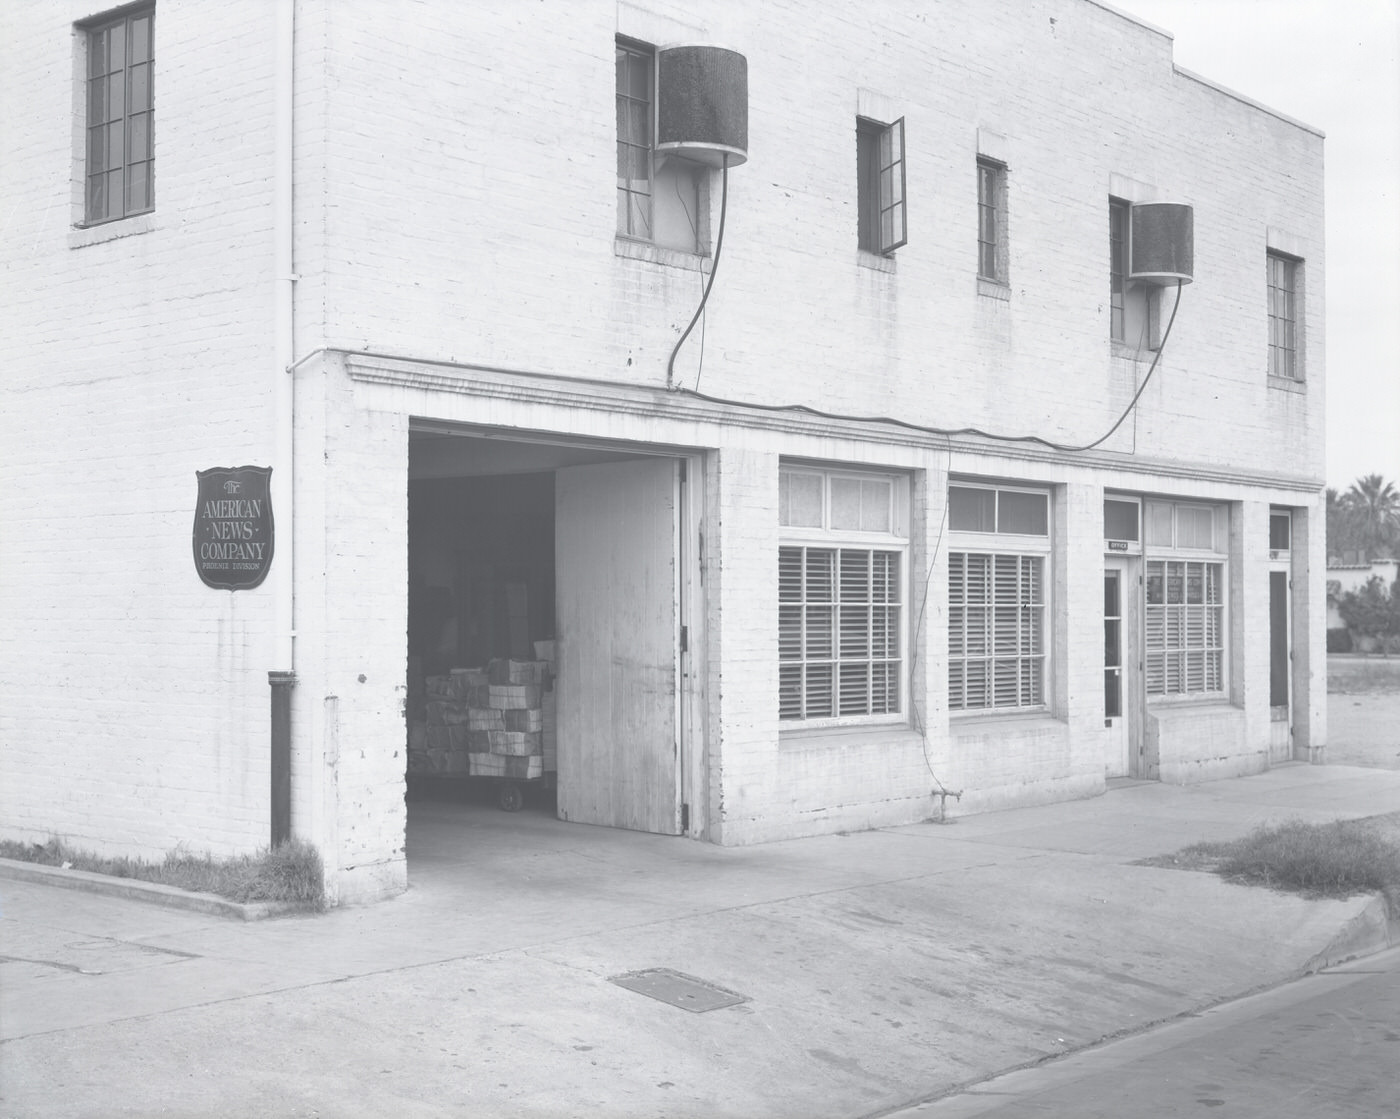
656 46 749 167
1128 201 1194 284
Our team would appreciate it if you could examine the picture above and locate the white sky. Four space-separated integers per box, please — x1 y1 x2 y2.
1110 0 1400 492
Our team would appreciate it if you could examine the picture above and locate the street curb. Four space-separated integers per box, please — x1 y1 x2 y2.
1302 891 1399 973
0 858 306 921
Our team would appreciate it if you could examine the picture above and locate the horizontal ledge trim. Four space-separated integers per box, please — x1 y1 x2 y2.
341 350 1324 492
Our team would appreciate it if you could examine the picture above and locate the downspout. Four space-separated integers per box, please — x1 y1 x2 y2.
268 0 297 848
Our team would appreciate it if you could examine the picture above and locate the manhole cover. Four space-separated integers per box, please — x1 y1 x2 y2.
609 968 749 1013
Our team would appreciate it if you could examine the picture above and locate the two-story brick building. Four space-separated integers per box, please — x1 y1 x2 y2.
1 0 1326 904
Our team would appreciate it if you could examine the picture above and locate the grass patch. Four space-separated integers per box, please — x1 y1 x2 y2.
1142 814 1400 901
0 837 326 911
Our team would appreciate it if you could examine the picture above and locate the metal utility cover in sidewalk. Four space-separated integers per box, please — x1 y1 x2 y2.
609 968 749 1013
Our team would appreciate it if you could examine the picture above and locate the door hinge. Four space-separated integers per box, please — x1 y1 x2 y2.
680 625 689 653
698 531 705 584
681 803 690 832
679 459 687 483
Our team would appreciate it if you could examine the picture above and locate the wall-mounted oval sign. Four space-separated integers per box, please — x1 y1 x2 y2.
193 466 274 590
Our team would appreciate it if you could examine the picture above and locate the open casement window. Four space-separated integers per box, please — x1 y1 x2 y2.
947 483 1051 713
615 36 702 253
83 6 155 225
1269 510 1291 557
778 467 909 727
857 117 907 255
1110 197 1159 348
1143 500 1228 698
1267 251 1301 380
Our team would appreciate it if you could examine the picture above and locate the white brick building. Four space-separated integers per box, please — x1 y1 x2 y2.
1 0 1326 904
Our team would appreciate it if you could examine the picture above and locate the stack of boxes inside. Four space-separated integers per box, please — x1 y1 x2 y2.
410 641 557 783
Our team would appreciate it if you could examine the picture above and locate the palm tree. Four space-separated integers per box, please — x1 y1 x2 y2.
1344 474 1400 559
1325 487 1350 561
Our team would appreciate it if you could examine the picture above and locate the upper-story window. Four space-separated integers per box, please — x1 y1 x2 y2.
977 157 1007 284
615 37 702 254
82 6 154 225
615 38 654 240
857 117 907 255
1110 197 1159 350
1267 251 1302 380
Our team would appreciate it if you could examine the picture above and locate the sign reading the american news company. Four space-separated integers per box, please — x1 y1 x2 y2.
193 466 274 590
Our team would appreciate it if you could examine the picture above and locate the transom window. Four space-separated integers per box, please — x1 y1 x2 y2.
1144 501 1220 551
1145 561 1224 695
83 6 155 225
779 467 908 726
1104 496 1141 545
948 484 1051 713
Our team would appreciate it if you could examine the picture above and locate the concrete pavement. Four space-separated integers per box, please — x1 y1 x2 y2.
2 764 1398 1118
883 947 1400 1118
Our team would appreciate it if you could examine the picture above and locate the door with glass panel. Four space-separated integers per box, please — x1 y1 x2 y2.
1103 556 1141 777
1268 511 1293 762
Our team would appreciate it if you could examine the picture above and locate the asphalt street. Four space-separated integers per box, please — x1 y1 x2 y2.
886 947 1400 1119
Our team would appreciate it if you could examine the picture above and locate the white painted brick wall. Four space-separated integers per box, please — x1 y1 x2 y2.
1 0 1327 884
304 0 1322 481
1 1 283 860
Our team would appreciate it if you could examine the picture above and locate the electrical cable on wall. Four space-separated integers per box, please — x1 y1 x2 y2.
673 167 708 383
907 435 962 819
666 158 730 391
675 280 1184 454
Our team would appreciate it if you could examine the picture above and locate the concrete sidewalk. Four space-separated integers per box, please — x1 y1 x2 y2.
2 765 1398 1119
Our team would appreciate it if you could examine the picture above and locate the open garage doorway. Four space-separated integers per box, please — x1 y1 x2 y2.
405 424 705 858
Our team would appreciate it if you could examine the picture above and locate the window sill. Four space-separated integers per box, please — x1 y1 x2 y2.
1111 340 1158 362
1267 374 1306 394
977 277 1010 301
1147 696 1238 712
857 250 897 274
69 212 156 249
614 236 710 273
780 722 920 752
950 710 1063 735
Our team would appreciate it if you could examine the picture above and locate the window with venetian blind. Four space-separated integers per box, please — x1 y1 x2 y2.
778 468 908 725
947 484 1050 712
1143 501 1227 698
